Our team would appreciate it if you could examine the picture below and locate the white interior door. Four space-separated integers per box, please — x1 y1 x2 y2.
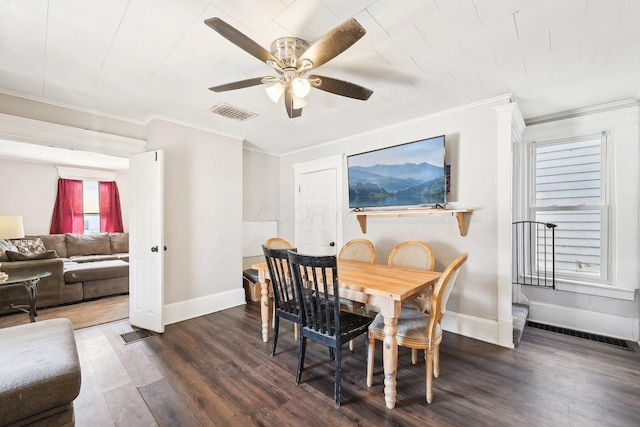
129 150 165 333
294 156 342 255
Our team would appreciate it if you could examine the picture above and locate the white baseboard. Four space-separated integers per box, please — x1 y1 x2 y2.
441 311 513 348
163 288 246 326
529 301 639 341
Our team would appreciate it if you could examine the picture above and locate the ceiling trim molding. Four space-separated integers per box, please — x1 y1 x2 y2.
524 99 640 126
0 113 146 157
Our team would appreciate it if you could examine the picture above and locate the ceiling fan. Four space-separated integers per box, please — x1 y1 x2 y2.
204 17 374 119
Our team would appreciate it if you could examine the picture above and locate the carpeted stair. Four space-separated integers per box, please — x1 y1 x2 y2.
512 303 529 346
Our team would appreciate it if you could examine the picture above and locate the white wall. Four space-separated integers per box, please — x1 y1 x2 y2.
243 149 280 221
0 158 129 233
145 119 244 323
277 96 514 346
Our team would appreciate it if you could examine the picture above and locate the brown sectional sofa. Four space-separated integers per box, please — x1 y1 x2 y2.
0 233 129 312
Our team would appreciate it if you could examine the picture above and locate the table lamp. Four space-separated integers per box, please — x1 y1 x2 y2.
0 215 25 282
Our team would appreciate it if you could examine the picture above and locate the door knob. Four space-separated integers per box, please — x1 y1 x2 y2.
329 242 335 247
151 246 158 252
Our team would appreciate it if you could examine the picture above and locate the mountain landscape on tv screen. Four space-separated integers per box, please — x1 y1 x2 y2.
348 162 445 208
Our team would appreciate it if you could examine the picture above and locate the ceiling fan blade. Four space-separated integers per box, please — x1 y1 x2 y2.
284 88 303 119
205 17 281 67
309 75 373 100
208 77 270 92
298 19 366 70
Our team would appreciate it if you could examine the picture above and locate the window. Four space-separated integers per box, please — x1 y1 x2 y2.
50 178 124 235
529 134 608 283
82 181 100 234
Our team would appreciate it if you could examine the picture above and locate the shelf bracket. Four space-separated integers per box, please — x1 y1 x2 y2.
356 215 367 234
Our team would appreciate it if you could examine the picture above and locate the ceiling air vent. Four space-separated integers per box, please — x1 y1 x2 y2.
210 103 257 121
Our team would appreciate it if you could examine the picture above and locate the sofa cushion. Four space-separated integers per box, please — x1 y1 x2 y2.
6 249 58 261
110 232 129 254
0 239 17 262
64 259 129 284
65 233 111 256
12 237 46 256
37 234 68 258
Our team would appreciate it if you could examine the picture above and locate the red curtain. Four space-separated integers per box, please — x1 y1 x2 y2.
50 178 84 234
99 181 124 233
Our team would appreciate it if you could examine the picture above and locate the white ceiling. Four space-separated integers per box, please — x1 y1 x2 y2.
0 0 639 159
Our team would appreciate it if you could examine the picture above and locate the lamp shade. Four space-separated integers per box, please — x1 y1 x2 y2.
291 77 310 97
265 82 284 103
0 216 25 239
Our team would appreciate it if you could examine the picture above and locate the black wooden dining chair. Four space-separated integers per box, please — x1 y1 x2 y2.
287 251 373 407
262 245 299 356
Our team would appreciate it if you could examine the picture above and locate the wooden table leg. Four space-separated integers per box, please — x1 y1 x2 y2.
259 270 271 343
381 301 401 409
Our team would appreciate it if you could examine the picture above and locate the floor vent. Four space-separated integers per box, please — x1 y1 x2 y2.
526 321 632 350
210 103 257 121
120 329 155 345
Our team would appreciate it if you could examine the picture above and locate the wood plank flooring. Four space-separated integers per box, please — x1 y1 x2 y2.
73 301 640 427
0 294 128 330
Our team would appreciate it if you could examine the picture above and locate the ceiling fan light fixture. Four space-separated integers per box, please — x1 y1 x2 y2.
291 77 311 98
265 82 284 103
292 94 308 109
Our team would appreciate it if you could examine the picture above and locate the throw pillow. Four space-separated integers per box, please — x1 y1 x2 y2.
12 238 46 256
0 239 18 262
6 249 58 261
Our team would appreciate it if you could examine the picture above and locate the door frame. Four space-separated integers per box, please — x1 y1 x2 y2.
293 155 344 253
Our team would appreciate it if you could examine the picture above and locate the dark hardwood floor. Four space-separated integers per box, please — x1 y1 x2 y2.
73 301 640 426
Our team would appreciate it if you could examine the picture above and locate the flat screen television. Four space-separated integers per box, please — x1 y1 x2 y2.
347 135 446 209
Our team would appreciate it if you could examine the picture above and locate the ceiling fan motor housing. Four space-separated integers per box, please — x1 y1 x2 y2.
270 37 310 69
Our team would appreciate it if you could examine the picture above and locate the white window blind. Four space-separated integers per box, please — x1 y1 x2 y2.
531 136 607 281
82 181 100 235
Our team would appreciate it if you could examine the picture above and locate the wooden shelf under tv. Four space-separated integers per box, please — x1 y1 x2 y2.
350 208 472 236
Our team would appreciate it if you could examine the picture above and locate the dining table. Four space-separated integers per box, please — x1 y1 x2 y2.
251 258 442 409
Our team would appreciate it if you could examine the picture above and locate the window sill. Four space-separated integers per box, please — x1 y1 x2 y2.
555 279 636 301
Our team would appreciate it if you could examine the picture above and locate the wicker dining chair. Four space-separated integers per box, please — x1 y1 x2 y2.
388 240 436 313
388 240 438 362
265 237 293 249
366 253 468 403
338 238 376 263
